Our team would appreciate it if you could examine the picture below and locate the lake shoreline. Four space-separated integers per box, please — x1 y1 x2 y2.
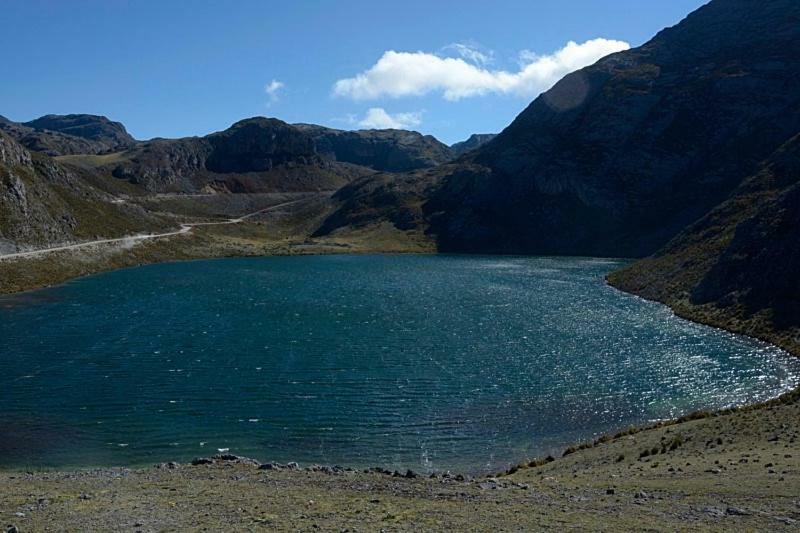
2 247 799 530
3 386 798 530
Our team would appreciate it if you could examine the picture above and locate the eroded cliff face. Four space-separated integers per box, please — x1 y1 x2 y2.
427 0 800 256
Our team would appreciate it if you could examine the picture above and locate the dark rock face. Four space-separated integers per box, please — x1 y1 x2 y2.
610 135 800 343
428 0 800 256
206 118 320 173
0 114 136 156
450 134 497 157
295 124 453 172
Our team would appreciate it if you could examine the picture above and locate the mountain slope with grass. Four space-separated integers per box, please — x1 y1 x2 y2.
0 132 164 253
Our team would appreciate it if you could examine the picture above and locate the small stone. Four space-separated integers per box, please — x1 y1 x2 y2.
703 506 725 518
726 507 751 516
634 491 648 499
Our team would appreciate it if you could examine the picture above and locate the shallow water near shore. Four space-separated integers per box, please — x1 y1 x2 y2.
1 254 798 473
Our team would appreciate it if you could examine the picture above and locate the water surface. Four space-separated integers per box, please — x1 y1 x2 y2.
1 255 798 472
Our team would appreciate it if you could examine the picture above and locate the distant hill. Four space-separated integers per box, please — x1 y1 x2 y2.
450 134 497 157
294 124 453 172
1 115 455 193
0 114 136 156
99 117 368 194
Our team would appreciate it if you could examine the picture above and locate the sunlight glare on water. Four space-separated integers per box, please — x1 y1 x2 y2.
1 255 798 473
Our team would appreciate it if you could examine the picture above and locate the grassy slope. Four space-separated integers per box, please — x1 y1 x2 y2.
0 193 434 295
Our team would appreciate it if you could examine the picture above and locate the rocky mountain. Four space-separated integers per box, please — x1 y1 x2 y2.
1 112 457 193
294 124 453 172
0 132 161 253
319 0 800 259
433 0 800 256
450 134 497 157
103 117 369 193
0 114 136 156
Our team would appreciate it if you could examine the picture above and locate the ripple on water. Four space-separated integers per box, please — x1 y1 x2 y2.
0 255 798 473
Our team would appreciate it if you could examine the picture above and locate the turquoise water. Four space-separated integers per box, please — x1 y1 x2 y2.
1 255 798 473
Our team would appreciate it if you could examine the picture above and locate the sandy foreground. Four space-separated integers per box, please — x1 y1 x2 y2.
1 393 798 532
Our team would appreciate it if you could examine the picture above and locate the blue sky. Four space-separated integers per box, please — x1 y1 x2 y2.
2 0 707 145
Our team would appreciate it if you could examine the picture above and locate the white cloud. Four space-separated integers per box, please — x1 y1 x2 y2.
332 38 630 101
356 108 423 129
264 79 285 105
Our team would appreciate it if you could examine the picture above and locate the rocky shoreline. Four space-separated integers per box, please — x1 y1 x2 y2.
3 389 798 530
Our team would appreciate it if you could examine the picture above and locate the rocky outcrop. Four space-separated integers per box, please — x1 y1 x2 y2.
107 118 369 193
110 137 213 191
206 118 320 173
450 134 497 157
0 132 32 167
0 114 136 156
294 124 453 172
0 132 161 252
24 114 136 151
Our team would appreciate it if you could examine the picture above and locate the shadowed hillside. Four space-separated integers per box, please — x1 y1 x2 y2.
319 0 800 258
